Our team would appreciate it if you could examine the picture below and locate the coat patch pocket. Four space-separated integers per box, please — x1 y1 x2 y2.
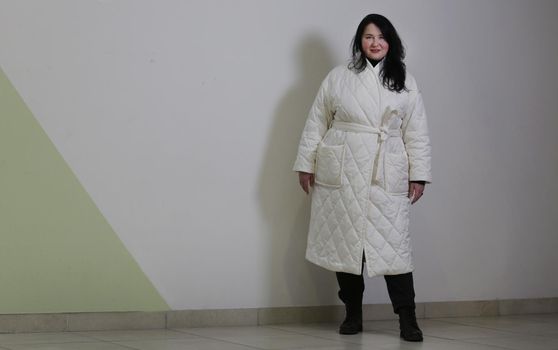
315 143 345 188
384 151 409 195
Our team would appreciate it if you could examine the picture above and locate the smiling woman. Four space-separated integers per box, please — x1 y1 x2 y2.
361 24 389 61
293 13 431 342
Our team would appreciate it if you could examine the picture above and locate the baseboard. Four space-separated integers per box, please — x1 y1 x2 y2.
1 297 557 333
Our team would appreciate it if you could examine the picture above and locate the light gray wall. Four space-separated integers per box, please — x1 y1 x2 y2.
1 0 557 309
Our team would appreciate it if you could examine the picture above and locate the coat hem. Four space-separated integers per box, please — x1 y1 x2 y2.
306 254 413 278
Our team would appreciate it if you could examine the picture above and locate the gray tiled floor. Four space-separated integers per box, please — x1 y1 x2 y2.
0 314 556 349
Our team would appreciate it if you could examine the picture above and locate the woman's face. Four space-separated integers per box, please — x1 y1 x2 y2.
361 22 389 61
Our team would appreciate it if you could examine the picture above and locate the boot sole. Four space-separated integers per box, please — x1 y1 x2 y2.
339 325 363 335
400 332 423 342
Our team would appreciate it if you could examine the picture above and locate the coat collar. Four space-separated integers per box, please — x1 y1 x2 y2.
366 58 384 75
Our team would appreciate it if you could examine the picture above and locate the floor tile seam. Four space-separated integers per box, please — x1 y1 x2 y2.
171 326 352 348
370 328 403 336
96 336 199 342
460 332 558 341
0 338 138 349
262 325 368 345
504 311 558 317
0 343 128 350
169 325 303 337
428 318 552 337
261 325 332 337
0 339 105 346
267 326 438 346
162 329 266 350
354 329 430 345
427 318 513 329
167 328 207 336
419 331 519 342
440 339 514 350
381 323 558 344
464 328 558 339
119 336 263 350
367 328 505 345
75 329 193 342
455 333 536 340
73 332 130 342
378 329 467 342
104 340 142 350
362 326 401 334
264 327 374 344
455 337 523 350
268 332 358 347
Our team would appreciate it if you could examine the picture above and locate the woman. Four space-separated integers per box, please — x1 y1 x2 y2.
293 14 431 342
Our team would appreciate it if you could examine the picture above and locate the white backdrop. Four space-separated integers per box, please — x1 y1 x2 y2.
1 0 557 310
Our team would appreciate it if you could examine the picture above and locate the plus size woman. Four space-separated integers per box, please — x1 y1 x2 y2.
293 14 432 342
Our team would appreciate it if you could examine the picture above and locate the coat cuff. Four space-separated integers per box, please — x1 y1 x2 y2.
409 173 432 184
293 157 315 174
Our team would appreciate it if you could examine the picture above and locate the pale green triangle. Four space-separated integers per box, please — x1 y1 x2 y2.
0 67 169 313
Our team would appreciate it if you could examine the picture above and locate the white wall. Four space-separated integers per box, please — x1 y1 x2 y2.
1 0 557 309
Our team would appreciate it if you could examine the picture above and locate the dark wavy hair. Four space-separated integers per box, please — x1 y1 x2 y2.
349 14 406 92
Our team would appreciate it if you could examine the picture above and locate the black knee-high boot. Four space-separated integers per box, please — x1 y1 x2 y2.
384 272 423 342
336 271 364 334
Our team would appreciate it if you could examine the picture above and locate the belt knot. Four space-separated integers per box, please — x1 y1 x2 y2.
378 127 389 142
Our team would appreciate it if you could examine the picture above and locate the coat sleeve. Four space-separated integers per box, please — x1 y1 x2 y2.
402 78 432 183
292 74 335 173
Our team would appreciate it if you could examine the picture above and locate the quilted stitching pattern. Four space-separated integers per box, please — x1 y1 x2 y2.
315 144 345 187
295 63 431 277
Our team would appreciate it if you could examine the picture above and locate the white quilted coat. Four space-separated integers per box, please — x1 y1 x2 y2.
293 60 432 277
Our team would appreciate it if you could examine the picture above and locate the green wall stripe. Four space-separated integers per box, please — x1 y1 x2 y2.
0 67 169 313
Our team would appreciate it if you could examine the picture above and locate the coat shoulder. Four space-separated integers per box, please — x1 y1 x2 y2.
319 65 357 95
325 64 354 83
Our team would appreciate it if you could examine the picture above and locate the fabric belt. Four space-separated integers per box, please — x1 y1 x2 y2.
331 121 401 139
330 120 402 186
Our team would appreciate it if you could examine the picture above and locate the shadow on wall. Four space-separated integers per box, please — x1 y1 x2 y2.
258 34 339 307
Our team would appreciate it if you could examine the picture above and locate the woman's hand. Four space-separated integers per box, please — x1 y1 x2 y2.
298 172 315 194
408 181 425 204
